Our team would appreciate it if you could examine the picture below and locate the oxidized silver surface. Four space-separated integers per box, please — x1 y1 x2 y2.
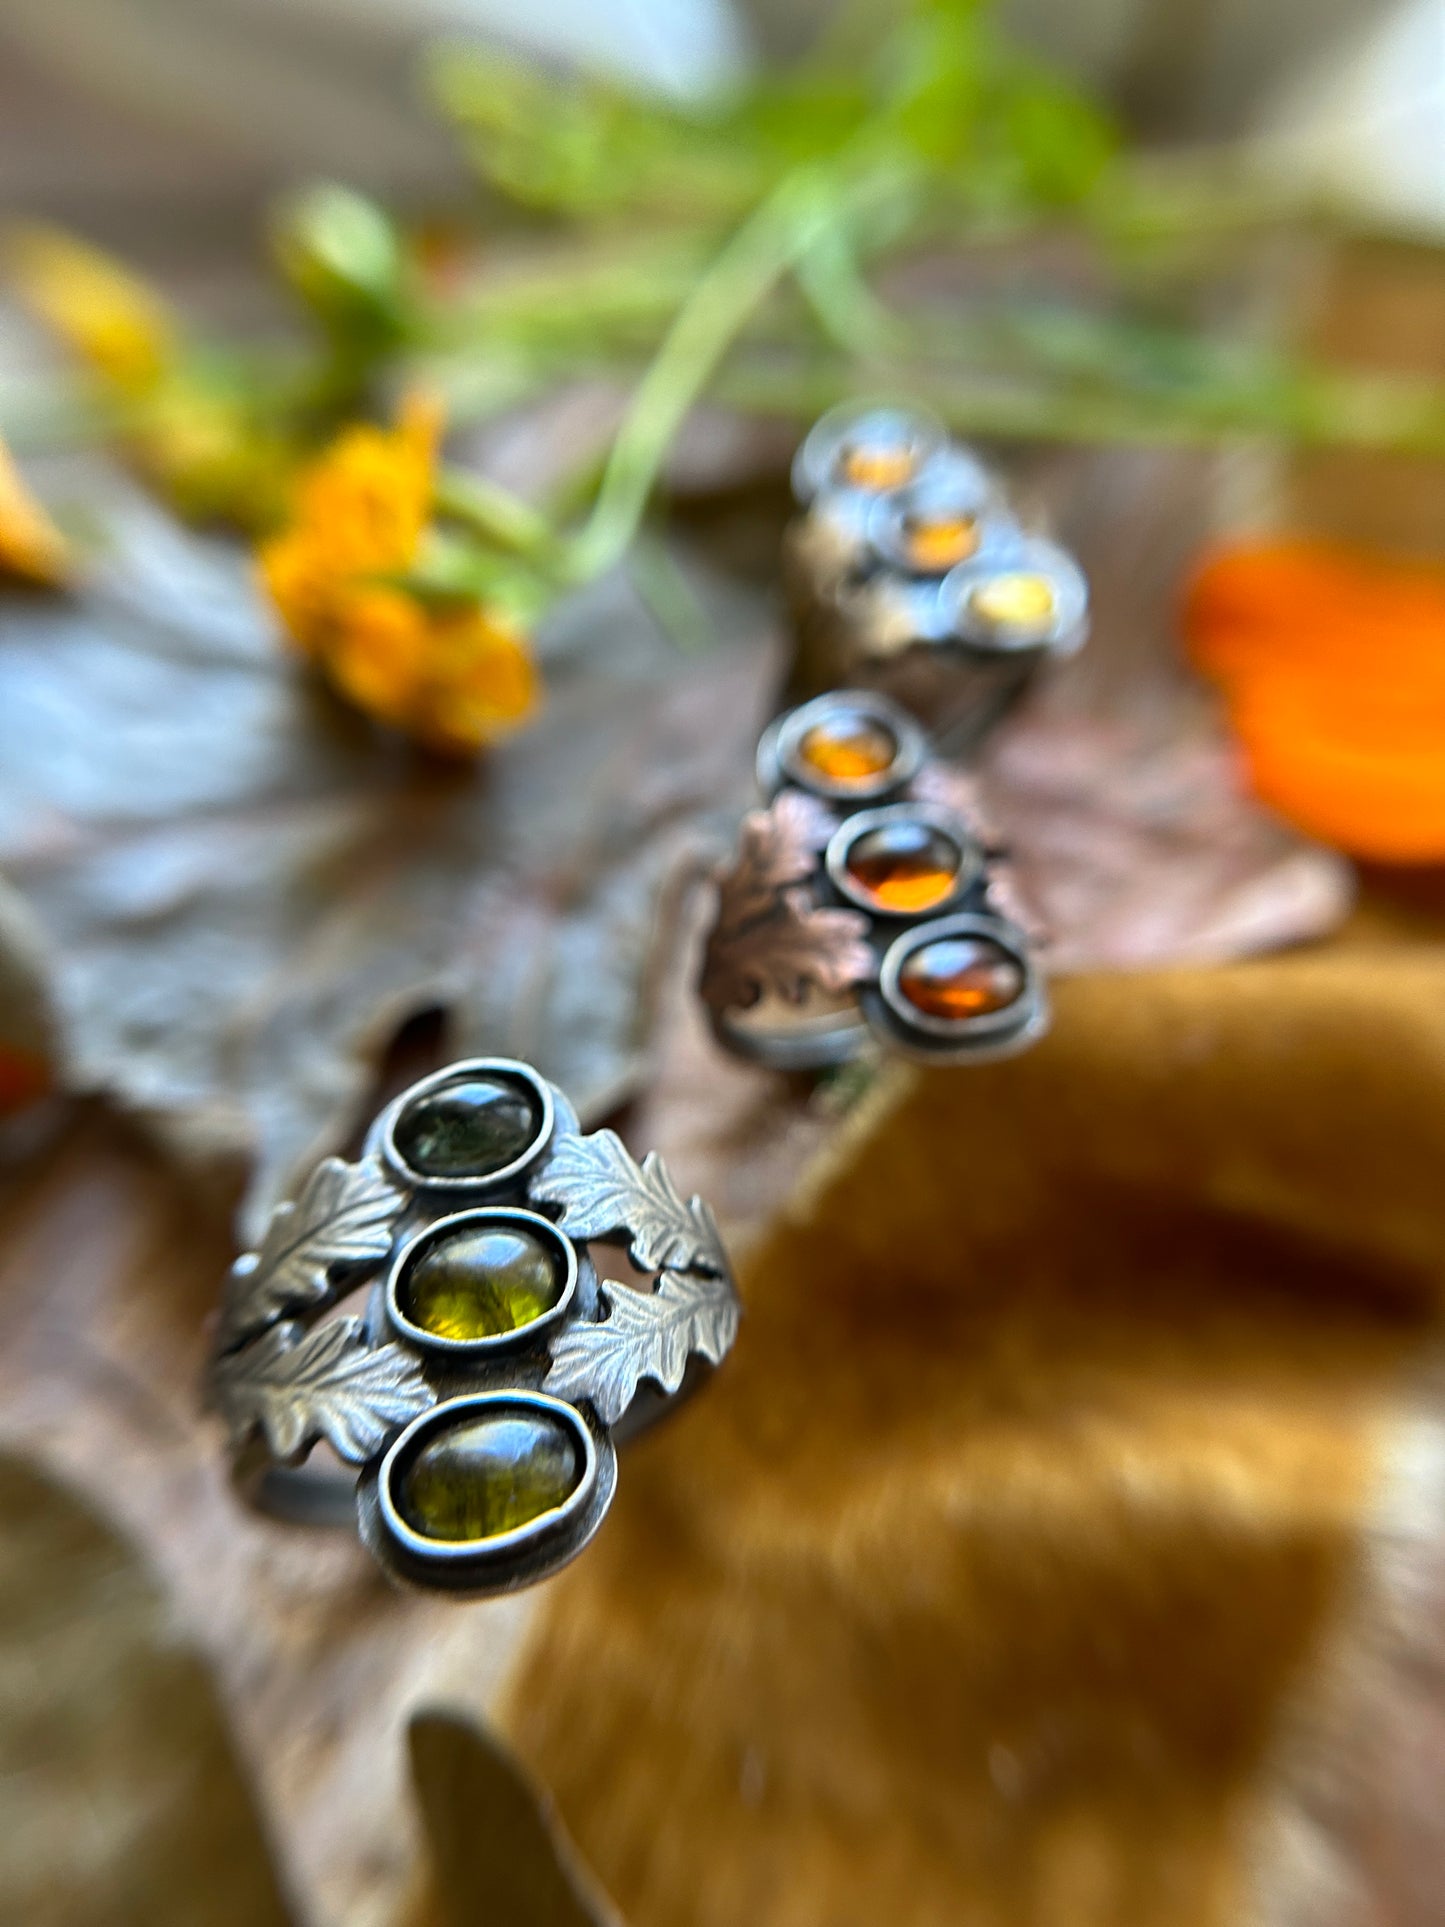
782 401 1089 752
700 688 1047 1070
207 1058 739 1598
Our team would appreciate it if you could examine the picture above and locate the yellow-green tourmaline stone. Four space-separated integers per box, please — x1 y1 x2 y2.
396 1408 582 1543
401 1222 564 1342
393 1075 539 1178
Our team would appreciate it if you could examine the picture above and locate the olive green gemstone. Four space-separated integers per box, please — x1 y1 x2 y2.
401 1222 564 1342
394 1076 539 1179
396 1408 582 1543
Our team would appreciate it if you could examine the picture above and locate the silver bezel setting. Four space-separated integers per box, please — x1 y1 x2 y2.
865 450 1006 578
791 401 946 506
377 1390 599 1566
379 1057 555 1193
824 803 982 919
762 688 927 803
943 536 1090 658
385 1206 579 1357
870 912 1048 1061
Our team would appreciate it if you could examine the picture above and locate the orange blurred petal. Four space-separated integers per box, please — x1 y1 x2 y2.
1185 539 1445 863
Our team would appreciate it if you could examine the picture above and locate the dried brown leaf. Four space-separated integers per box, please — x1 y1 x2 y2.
409 1712 621 1927
0 476 772 1238
0 1452 294 1927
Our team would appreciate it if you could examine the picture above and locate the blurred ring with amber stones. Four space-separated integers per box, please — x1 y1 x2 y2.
699 689 1047 1070
206 1056 738 1598
781 403 1089 754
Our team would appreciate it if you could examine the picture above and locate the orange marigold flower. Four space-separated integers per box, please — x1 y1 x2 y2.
0 438 66 586
258 396 538 754
6 224 174 392
1185 540 1445 863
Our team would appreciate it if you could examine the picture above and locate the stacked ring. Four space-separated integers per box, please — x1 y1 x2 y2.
782 402 1089 752
700 688 1047 1070
208 1058 739 1597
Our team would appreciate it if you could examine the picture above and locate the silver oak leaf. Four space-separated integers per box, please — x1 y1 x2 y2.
218 1155 406 1349
532 1130 729 1277
542 1271 739 1426
212 1316 435 1463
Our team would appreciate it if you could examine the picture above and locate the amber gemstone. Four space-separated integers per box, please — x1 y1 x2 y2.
844 822 961 913
396 1407 582 1543
839 441 917 491
401 1221 564 1342
798 710 898 785
903 514 980 573
967 572 1058 637
394 1075 539 1179
898 936 1024 1022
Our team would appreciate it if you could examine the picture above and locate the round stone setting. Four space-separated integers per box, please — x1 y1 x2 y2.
903 512 980 574
897 935 1025 1023
392 1404 584 1546
397 1216 569 1345
967 572 1058 638
838 438 918 491
392 1073 541 1181
797 710 899 786
843 820 962 914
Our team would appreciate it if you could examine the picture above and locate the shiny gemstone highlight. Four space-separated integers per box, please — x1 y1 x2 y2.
395 1407 582 1544
839 440 917 491
844 821 961 913
967 572 1058 637
401 1221 565 1342
394 1075 539 1179
898 936 1024 1022
798 710 898 785
903 513 980 573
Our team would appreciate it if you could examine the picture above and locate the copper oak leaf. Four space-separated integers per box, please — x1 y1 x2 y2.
543 1271 739 1426
217 1156 405 1350
533 1129 728 1277
711 787 837 929
699 887 873 1015
211 1317 435 1463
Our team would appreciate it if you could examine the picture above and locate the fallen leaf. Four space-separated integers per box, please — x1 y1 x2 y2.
0 1105 545 1927
0 467 774 1239
0 1451 294 1927
409 1711 621 1927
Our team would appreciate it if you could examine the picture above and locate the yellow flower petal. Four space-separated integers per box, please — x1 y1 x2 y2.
256 394 539 754
412 607 540 754
326 586 429 719
7 224 174 391
0 439 66 587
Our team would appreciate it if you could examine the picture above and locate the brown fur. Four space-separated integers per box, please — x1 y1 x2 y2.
501 935 1445 1927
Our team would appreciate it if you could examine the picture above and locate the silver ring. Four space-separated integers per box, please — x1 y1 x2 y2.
781 409 1089 754
700 689 1047 1071
207 1057 739 1597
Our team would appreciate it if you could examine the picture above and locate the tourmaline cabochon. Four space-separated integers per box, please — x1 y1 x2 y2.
396 1215 569 1345
391 1403 585 1546
392 1072 541 1180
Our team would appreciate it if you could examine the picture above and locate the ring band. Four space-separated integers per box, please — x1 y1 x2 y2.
700 689 1048 1072
782 402 1089 753
207 1057 739 1597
